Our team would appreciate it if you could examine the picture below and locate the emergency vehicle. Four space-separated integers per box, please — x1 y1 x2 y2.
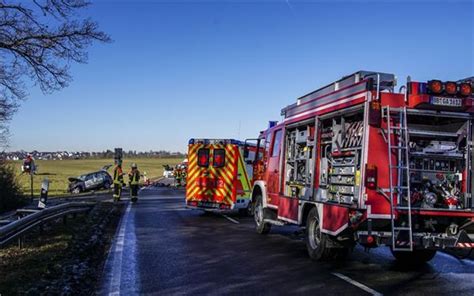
186 139 255 214
250 71 474 263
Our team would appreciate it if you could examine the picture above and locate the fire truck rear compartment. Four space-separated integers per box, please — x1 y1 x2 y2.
313 109 473 211
405 113 473 211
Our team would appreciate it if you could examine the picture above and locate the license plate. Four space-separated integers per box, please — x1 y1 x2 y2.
430 96 462 107
198 201 219 208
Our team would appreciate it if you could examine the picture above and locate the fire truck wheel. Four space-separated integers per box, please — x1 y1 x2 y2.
254 195 271 234
306 207 332 261
391 249 437 264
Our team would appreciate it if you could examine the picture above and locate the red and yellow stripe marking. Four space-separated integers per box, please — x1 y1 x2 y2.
186 143 238 207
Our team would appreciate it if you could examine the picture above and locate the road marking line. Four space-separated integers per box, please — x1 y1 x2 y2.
332 272 383 296
221 214 240 224
108 203 132 295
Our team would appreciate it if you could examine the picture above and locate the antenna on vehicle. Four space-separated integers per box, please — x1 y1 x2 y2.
237 120 241 139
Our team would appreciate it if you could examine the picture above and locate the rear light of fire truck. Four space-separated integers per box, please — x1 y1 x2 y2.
427 80 443 94
444 81 457 95
426 80 472 97
365 164 378 190
459 83 472 97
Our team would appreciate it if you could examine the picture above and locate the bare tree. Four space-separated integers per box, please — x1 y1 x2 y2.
0 0 111 146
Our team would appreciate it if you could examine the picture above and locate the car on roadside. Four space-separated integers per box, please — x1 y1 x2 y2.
163 164 174 178
68 170 113 194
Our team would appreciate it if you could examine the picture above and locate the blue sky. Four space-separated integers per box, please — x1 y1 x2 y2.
8 0 473 152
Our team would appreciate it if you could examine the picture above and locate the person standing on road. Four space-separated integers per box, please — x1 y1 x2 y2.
128 163 141 202
174 165 183 188
113 161 124 201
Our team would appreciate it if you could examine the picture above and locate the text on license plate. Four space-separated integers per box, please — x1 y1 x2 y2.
430 96 462 107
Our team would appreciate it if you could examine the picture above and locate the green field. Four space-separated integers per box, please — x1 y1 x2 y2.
9 158 182 197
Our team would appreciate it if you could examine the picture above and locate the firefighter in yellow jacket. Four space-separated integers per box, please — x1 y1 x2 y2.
128 163 140 202
113 161 124 201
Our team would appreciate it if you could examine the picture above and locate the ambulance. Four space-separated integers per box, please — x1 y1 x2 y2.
185 139 256 214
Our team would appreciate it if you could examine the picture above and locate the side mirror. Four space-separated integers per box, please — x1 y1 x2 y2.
243 144 249 158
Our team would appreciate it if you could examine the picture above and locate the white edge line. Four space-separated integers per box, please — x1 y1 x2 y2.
107 202 132 295
221 214 240 224
332 272 383 296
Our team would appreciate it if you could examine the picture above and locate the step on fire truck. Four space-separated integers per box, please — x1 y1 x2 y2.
250 71 474 263
186 139 255 215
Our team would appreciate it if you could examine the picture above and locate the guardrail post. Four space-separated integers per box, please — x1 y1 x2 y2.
63 215 67 225
18 236 23 249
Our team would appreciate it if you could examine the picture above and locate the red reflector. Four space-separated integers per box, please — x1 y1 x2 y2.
365 164 378 190
367 235 375 244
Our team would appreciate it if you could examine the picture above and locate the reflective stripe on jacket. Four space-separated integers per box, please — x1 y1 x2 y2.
113 166 123 184
129 169 140 185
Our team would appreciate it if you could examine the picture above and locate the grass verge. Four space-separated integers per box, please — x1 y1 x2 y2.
8 158 182 197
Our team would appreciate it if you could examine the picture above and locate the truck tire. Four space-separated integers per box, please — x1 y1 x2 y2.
306 207 333 261
72 186 82 194
391 249 437 264
254 195 271 234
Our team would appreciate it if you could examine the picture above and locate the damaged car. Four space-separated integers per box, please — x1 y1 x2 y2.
68 168 113 194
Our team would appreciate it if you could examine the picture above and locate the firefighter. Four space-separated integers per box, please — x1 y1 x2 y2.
113 161 124 201
128 163 140 202
174 165 182 188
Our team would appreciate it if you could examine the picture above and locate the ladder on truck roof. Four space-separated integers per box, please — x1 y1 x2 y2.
281 71 396 119
383 106 413 252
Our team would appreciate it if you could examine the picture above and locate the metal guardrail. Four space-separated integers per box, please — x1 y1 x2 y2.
0 202 94 247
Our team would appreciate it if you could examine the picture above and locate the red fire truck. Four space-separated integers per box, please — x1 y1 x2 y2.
250 71 474 263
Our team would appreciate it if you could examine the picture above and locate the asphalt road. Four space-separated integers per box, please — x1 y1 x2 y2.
99 185 474 296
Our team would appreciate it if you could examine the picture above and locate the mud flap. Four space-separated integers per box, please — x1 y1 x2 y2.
319 203 349 236
455 230 474 248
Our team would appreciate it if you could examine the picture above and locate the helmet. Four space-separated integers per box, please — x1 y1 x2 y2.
131 163 137 169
